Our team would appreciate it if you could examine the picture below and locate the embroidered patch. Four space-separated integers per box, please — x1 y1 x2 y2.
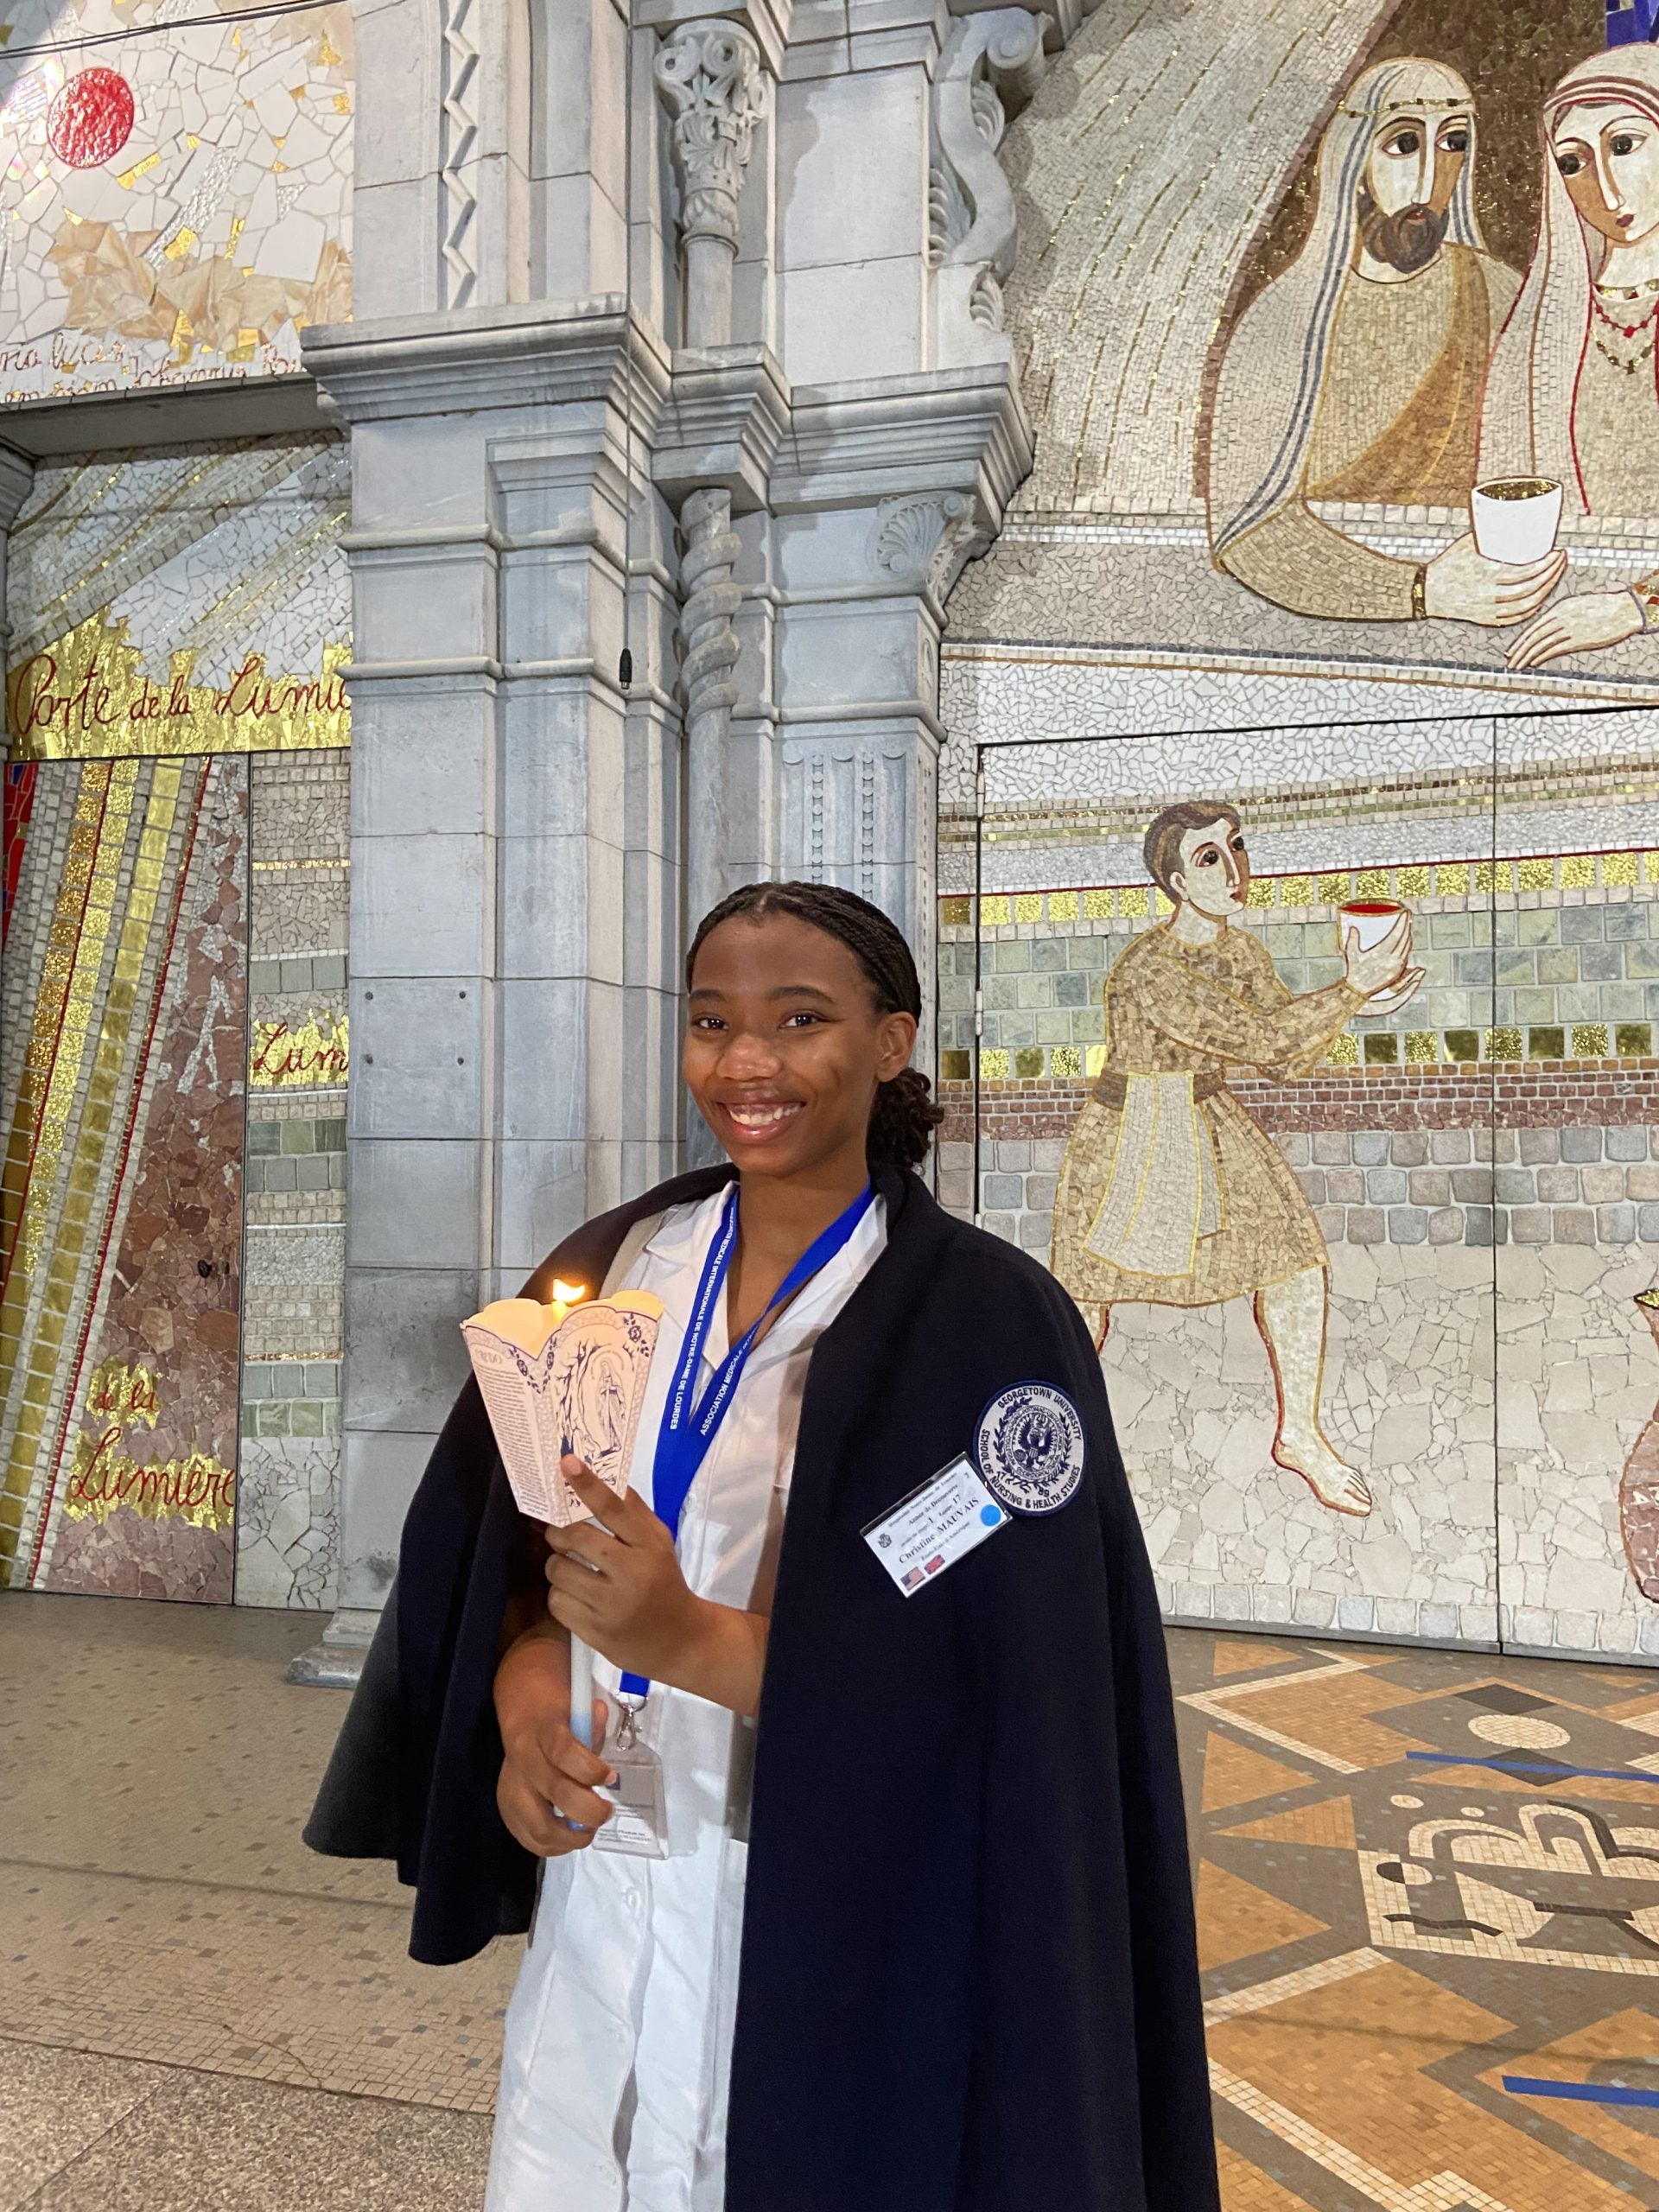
973 1384 1085 1516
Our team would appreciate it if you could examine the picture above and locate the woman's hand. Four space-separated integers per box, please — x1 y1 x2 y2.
494 1626 617 1857
546 1459 772 1716
546 1459 709 1682
1507 588 1643 670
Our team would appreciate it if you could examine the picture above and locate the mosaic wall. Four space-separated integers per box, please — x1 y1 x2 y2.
5 437 350 761
938 713 1659 1663
235 749 349 1612
1 2 353 402
939 3 1659 1662
2 431 353 1605
0 754 248 1599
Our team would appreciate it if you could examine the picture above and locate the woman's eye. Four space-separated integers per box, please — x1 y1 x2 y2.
1384 130 1421 156
1556 149 1585 176
1440 128 1469 153
781 1010 821 1028
1611 132 1643 157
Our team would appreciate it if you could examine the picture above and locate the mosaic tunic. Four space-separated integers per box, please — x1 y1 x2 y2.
1216 245 1518 622
1051 925 1364 1308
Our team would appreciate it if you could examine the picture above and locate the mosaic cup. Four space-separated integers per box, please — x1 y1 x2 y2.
1471 477 1563 565
1338 899 1407 955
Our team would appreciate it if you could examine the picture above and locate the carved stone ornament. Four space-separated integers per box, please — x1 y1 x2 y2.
929 10 1047 282
653 20 767 251
873 491 985 601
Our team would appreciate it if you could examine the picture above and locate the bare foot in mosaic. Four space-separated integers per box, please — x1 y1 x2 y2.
1273 1432 1373 1517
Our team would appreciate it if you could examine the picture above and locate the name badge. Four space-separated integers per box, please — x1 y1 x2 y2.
862 1454 1009 1596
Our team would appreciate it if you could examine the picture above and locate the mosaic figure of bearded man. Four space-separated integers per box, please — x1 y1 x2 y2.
1208 57 1566 629
1485 44 1659 670
1050 804 1421 1521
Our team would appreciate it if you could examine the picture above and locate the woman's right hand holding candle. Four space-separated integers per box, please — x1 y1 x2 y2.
494 1621 617 1856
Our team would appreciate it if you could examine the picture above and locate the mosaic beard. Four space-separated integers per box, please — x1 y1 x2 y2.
1356 189 1448 276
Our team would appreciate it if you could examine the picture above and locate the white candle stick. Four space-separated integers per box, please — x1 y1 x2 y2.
569 1631 595 1750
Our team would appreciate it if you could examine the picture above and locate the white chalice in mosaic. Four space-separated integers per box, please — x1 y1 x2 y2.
1471 476 1563 565
1340 899 1421 1017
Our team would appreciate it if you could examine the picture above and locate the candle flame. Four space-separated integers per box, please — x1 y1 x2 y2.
552 1280 588 1306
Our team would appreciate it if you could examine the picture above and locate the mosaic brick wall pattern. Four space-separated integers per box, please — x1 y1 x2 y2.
0 755 248 1599
0 3 353 402
236 751 348 1611
941 709 1659 1663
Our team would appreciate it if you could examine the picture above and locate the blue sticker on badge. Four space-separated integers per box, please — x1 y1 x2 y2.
973 1383 1085 1516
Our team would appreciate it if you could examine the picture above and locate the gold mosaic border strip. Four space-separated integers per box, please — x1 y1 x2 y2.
1 762 143 1562
944 849 1658 929
1 765 188 1581
965 1032 1656 1084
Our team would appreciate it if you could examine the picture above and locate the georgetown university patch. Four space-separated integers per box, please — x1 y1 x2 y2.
973 1384 1085 1516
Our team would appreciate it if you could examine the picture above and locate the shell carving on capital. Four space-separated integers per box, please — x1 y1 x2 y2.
873 492 984 601
653 21 767 250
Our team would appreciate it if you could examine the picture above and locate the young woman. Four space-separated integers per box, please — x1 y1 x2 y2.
308 882 1218 2212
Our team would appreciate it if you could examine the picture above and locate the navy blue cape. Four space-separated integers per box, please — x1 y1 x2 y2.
306 1163 1219 2211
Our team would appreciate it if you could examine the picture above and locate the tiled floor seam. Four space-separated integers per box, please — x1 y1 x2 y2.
0 2025 499 2119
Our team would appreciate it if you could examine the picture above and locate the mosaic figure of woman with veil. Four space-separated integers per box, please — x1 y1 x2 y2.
1483 43 1659 669
1208 57 1564 632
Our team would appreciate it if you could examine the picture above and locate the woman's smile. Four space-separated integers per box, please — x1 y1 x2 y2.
715 1098 804 1141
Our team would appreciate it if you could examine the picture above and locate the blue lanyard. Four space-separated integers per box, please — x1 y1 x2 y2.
617 1181 875 1700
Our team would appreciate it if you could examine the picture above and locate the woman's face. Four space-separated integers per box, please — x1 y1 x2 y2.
684 913 915 1180
1553 99 1659 248
1171 819 1250 920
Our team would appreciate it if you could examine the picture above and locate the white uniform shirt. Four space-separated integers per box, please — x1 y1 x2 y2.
486 1187 888 2212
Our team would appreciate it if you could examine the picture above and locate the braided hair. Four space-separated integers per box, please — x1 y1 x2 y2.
685 880 946 1171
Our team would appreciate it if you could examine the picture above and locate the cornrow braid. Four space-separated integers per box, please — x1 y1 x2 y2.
685 880 946 1171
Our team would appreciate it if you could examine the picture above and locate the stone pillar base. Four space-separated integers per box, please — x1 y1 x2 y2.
284 1605 381 1688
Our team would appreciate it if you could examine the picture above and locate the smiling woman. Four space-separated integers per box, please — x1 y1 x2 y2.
306 881 1220 2212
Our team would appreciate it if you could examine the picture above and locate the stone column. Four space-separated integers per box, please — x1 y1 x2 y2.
652 16 771 941
653 20 767 350
766 367 1031 1043
286 303 673 1683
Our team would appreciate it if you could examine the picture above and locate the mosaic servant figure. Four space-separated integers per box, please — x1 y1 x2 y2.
1485 45 1659 669
1209 58 1565 629
1050 804 1421 1521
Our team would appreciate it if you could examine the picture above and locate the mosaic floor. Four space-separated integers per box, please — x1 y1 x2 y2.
1170 1628 1659 2212
3 1595 1657 2208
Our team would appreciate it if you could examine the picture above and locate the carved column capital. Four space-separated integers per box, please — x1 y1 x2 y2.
653 19 767 254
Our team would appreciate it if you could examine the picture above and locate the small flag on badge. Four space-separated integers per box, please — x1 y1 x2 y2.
925 1554 945 1575
903 1567 925 1589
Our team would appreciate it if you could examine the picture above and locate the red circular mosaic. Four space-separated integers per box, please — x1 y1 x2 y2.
47 69 136 169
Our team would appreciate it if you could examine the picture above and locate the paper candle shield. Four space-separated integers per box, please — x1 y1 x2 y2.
461 1290 663 1526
